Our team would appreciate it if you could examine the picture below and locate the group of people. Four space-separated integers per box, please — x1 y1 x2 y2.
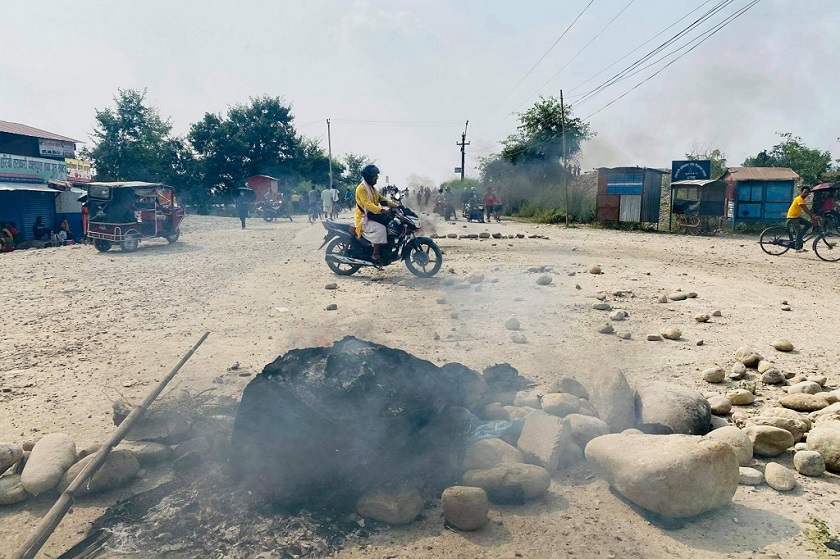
414 186 433 208
0 216 78 253
786 185 837 252
459 187 502 222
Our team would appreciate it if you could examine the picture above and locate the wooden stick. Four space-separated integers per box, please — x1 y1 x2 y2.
12 331 210 559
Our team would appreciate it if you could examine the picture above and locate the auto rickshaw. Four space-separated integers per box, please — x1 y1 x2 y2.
85 182 185 252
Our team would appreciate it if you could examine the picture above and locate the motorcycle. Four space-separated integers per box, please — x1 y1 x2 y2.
319 204 442 277
433 196 457 221
256 199 293 222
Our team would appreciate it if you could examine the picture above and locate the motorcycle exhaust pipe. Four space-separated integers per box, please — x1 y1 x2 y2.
326 254 374 266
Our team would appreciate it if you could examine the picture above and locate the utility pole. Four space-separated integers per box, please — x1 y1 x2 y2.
560 90 569 228
326 118 333 189
457 120 470 182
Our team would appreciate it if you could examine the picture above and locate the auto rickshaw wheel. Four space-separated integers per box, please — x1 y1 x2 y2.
121 231 141 252
165 229 180 243
93 239 112 253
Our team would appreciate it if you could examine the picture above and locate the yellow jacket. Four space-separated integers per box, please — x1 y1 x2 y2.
354 181 397 238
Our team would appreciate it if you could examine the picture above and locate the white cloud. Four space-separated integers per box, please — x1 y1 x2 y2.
340 1 417 40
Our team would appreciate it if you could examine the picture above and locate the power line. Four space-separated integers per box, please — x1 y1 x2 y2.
471 0 596 131
581 0 762 119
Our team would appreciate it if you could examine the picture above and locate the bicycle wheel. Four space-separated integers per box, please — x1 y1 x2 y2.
813 232 840 262
759 226 792 256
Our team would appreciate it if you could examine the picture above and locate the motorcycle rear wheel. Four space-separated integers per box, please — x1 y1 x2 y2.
263 213 275 223
404 239 442 278
325 238 360 276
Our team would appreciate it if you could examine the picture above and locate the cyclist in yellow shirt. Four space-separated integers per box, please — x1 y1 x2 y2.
786 186 819 252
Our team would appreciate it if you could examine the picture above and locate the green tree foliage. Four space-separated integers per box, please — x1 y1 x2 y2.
340 153 375 188
685 147 727 179
743 133 832 185
84 89 186 184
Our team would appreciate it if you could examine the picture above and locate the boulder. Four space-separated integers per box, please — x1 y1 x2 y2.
57 449 140 496
806 422 840 472
771 338 794 352
482 403 510 421
551 378 589 400
441 486 489 531
710 416 731 430
760 369 785 385
738 467 763 485
780 393 829 412
727 389 755 406
565 414 610 448
517 412 573 473
762 407 812 429
540 393 581 417
757 360 776 374
356 488 424 525
535 274 552 286
116 441 172 465
585 434 738 518
20 433 76 495
764 463 796 491
463 438 524 470
462 463 551 503
702 367 726 383
635 381 711 435
742 426 794 457
811 402 840 422
0 475 28 505
0 443 24 474
586 369 636 433
660 327 682 340
504 406 537 420
513 391 540 408
708 395 732 416
730 362 747 380
705 426 753 466
734 346 763 368
793 450 825 476
504 317 521 331
232 338 483 505
788 381 822 395
746 416 809 442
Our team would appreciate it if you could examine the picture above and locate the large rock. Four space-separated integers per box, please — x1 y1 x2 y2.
585 434 738 518
806 421 840 472
125 410 192 446
356 488 424 525
463 438 524 470
586 369 635 433
738 467 763 485
540 393 581 417
462 463 551 503
0 475 28 505
634 381 711 435
746 416 809 442
57 449 140 496
232 337 482 505
742 426 794 457
705 426 753 466
727 389 755 406
708 395 732 416
794 450 825 476
0 443 24 474
762 407 812 429
764 463 796 491
441 486 489 530
551 378 589 400
565 414 610 448
517 412 573 473
780 393 829 412
734 346 763 368
20 433 76 495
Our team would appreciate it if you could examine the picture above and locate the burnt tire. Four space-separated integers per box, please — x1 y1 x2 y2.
325 238 360 276
404 238 443 278
93 239 112 252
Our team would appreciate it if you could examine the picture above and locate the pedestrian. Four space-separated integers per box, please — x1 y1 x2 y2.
308 185 320 219
492 188 503 222
291 191 301 213
236 190 250 229
423 186 431 207
322 186 335 220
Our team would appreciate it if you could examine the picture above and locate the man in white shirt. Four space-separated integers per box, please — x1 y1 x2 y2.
322 187 335 220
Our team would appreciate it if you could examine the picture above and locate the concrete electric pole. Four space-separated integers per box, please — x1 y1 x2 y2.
457 120 470 182
326 119 333 189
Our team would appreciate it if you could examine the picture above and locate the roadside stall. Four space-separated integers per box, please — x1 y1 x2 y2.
670 179 727 235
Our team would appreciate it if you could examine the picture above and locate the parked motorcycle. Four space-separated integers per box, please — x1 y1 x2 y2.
319 204 442 277
256 200 293 222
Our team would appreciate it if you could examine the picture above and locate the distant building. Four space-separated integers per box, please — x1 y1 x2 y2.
0 120 88 241
596 167 666 225
721 167 799 224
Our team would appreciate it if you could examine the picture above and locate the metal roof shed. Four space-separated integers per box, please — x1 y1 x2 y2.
721 167 799 224
596 167 665 225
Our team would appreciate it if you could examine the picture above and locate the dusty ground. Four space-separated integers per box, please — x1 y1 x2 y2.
1 208 838 558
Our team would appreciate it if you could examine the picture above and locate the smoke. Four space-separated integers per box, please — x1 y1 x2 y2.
406 173 435 191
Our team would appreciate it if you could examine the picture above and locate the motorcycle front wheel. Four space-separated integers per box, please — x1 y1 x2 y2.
263 213 276 223
404 238 443 278
325 238 360 276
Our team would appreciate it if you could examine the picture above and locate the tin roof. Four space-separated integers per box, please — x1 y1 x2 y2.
0 120 80 143
671 179 726 189
723 167 799 181
0 182 60 193
597 166 668 174
86 181 167 188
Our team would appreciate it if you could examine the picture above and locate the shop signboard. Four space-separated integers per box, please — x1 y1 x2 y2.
39 138 76 158
65 158 92 182
0 152 68 183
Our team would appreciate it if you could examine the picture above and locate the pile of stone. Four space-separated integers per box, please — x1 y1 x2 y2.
0 403 234 507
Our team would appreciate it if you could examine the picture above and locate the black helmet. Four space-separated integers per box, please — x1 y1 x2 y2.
361 164 380 183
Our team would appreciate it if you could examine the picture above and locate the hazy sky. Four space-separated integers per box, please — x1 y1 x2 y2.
2 0 838 186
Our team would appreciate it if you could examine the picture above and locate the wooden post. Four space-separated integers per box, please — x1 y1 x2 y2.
11 332 210 559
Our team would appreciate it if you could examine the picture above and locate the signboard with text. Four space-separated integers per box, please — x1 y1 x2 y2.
671 160 711 182
38 139 76 158
65 158 92 182
0 153 68 183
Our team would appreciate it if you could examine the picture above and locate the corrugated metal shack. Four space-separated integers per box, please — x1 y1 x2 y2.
721 167 799 224
596 167 665 225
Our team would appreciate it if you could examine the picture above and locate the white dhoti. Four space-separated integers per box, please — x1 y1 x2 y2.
361 219 387 245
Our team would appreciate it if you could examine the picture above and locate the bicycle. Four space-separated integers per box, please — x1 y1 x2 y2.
759 222 840 262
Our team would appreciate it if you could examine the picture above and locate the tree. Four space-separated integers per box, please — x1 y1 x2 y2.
743 133 832 185
685 147 727 179
84 89 184 183
340 153 375 188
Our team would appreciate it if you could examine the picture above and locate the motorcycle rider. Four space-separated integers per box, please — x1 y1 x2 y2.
355 164 398 264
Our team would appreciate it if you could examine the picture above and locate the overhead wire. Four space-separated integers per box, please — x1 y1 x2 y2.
580 0 762 119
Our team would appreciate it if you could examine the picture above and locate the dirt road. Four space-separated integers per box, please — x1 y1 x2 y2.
1 211 838 558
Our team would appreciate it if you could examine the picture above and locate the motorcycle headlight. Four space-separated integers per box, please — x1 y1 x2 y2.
408 216 421 227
